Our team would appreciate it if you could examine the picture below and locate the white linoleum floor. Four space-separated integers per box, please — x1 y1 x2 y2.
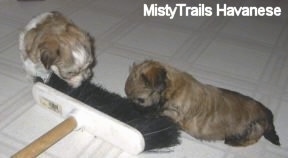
0 0 288 157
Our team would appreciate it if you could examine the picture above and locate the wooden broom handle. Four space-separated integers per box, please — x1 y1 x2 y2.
12 116 77 158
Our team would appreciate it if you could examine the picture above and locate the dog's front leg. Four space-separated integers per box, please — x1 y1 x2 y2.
162 104 183 123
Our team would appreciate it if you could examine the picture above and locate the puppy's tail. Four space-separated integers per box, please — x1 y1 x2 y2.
264 126 280 146
262 106 280 146
127 115 180 151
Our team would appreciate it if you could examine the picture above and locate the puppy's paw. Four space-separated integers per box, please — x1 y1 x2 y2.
162 109 181 123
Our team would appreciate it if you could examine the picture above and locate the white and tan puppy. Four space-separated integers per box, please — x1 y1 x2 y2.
125 60 280 147
19 11 94 87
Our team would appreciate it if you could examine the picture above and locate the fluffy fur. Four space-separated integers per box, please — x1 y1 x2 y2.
35 73 180 151
125 60 280 147
19 11 94 87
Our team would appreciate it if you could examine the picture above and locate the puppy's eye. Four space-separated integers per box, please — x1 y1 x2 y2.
67 72 75 75
136 98 145 104
67 71 78 77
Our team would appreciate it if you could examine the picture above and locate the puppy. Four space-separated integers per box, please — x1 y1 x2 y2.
19 11 94 87
125 60 280 147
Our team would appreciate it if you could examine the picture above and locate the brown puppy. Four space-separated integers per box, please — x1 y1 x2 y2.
19 11 94 87
125 60 280 146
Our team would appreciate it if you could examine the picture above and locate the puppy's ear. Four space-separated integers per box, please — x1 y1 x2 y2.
39 41 60 69
23 29 38 54
141 66 167 92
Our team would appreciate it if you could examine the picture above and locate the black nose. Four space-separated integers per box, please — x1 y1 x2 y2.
136 98 145 104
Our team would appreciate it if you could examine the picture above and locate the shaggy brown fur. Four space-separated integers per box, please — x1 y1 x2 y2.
125 60 280 146
20 11 94 87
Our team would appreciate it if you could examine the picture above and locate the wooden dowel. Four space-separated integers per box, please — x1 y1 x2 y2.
12 116 77 158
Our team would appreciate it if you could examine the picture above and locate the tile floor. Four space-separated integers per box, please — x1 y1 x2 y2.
0 0 288 157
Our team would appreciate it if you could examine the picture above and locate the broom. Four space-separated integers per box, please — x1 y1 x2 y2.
37 73 180 151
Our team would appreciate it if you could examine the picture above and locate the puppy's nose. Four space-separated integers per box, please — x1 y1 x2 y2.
136 98 145 104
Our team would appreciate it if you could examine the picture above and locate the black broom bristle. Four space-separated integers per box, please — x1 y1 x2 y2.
35 74 180 151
